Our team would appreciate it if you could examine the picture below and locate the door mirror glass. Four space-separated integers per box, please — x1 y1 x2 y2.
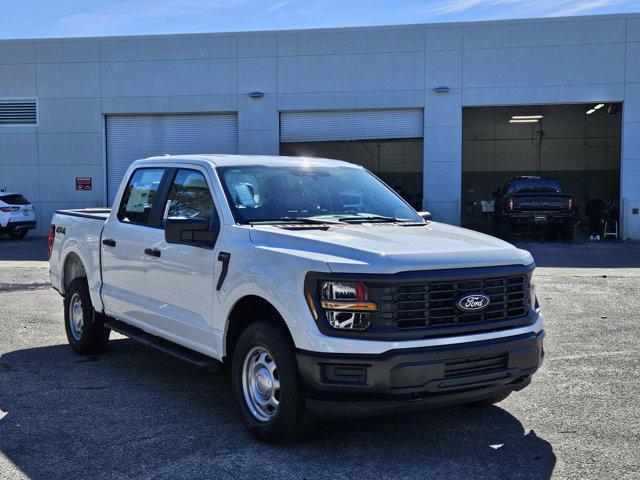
165 217 218 248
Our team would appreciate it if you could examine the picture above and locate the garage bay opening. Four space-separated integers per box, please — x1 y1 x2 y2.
461 104 622 241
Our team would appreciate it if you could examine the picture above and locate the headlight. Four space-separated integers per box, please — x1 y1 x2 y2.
317 281 377 331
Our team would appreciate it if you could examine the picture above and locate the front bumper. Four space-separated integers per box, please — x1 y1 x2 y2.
296 329 544 418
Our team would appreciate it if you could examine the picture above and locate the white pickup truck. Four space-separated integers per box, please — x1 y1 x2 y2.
49 155 544 443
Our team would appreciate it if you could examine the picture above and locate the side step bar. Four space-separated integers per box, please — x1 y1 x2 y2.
104 319 221 369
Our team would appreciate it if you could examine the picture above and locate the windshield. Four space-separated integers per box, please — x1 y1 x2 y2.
217 165 423 224
507 178 563 194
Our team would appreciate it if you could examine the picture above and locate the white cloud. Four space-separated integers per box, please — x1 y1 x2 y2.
426 0 626 17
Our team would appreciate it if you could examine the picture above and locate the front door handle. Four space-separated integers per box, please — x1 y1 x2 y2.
144 248 161 258
102 238 116 247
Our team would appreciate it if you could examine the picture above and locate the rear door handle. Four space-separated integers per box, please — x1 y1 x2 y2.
102 238 116 247
144 248 161 258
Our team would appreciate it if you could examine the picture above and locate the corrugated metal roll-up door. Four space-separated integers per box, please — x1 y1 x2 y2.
106 113 238 204
280 109 424 143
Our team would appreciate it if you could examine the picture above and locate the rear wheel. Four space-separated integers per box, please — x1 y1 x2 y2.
232 321 314 443
64 277 110 355
8 228 27 240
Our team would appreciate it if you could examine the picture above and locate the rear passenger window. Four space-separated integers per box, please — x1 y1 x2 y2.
164 169 215 225
118 168 165 226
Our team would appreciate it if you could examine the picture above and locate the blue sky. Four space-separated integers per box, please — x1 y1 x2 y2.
1 0 639 39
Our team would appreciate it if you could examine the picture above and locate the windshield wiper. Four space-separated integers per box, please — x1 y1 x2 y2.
249 216 341 225
334 215 412 223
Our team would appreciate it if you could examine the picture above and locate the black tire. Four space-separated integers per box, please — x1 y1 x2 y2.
232 321 314 443
7 228 27 240
560 225 574 243
64 277 110 355
472 390 511 407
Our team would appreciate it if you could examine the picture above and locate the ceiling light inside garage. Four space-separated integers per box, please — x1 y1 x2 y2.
586 108 597 115
509 119 539 123
594 103 605 110
511 115 543 120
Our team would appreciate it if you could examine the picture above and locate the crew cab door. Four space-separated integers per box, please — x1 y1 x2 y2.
140 167 219 352
101 167 167 322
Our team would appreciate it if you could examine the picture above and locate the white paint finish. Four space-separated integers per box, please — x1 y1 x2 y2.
424 125 462 162
36 42 99 63
99 36 237 62
277 28 424 56
424 27 463 50
425 89 462 127
100 58 237 97
0 43 35 64
0 64 36 97
0 134 38 165
277 52 424 93
36 62 100 98
101 94 238 114
463 18 626 49
626 42 640 83
0 165 39 201
463 43 626 88
425 50 462 89
462 83 626 107
238 94 277 131
280 109 424 142
277 90 425 111
38 164 104 203
37 97 102 133
424 161 461 202
238 35 276 57
38 133 102 165
238 57 277 94
238 130 279 155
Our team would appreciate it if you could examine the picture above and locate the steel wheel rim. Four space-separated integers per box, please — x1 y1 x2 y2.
242 346 280 422
68 293 84 341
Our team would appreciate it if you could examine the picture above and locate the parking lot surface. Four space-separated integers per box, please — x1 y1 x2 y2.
1 237 639 479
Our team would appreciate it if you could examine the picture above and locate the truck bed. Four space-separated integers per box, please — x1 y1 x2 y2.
55 208 111 221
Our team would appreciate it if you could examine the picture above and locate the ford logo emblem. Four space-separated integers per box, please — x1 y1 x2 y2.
456 293 490 312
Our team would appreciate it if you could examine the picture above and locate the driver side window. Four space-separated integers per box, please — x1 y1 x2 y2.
164 169 215 225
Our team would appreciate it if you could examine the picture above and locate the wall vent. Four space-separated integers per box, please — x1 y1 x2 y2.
0 99 37 125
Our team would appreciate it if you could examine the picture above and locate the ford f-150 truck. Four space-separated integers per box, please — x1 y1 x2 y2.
49 155 544 443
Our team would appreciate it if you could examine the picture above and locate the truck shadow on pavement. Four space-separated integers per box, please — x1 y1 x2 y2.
0 338 556 480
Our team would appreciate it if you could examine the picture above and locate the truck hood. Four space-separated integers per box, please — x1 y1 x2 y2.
248 222 533 274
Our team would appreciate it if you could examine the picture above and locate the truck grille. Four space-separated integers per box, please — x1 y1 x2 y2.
369 273 531 332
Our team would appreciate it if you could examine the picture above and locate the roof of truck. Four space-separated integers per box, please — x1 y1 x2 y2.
137 154 361 168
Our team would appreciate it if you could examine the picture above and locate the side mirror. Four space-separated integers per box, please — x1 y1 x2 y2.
165 217 218 248
417 211 432 222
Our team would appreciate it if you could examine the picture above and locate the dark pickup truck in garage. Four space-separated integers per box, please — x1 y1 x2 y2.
494 176 575 242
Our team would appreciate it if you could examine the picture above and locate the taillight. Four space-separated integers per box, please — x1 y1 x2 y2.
47 224 56 259
568 198 573 210
508 198 514 210
0 206 19 212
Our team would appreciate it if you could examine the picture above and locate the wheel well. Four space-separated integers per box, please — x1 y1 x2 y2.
224 295 292 363
62 252 86 292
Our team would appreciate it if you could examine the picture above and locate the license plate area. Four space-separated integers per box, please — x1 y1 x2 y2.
534 214 547 222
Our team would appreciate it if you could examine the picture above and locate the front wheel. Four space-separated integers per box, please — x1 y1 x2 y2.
64 277 110 355
8 228 27 240
232 321 314 443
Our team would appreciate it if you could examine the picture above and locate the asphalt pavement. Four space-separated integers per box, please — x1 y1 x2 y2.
1 237 639 479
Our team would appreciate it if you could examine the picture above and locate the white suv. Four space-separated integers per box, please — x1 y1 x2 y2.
0 192 36 239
